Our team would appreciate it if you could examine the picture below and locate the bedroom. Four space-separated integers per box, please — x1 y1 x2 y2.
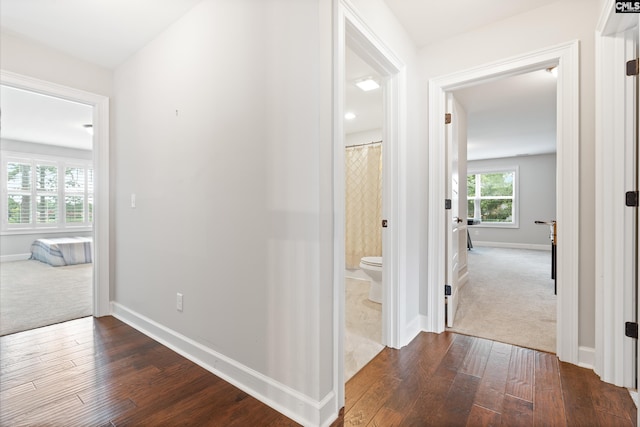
0 84 95 336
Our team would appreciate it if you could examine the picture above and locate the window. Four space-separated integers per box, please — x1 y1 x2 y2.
467 168 518 227
2 153 93 233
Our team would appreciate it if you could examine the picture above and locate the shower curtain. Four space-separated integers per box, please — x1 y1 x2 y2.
345 143 383 269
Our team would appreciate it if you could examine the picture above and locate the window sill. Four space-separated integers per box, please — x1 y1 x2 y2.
1 227 93 236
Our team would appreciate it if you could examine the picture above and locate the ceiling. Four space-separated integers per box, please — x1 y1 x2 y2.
0 0 203 69
382 0 571 48
345 47 383 135
1 85 93 150
454 69 557 161
0 0 559 157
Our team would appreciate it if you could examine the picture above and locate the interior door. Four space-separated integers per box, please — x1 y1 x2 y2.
446 94 461 327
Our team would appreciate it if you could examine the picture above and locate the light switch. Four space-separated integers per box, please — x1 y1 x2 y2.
131 193 136 208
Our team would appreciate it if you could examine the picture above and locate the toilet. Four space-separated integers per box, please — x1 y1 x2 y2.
359 256 382 303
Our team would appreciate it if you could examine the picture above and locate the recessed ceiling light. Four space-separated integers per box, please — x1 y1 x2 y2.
355 78 380 91
344 112 356 120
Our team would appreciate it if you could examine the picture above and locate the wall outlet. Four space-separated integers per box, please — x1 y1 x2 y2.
176 292 183 312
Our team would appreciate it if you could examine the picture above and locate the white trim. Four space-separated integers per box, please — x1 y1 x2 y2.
111 303 334 427
595 5 638 389
0 253 30 262
578 346 596 370
334 0 408 412
472 241 551 251
427 41 580 366
0 70 110 317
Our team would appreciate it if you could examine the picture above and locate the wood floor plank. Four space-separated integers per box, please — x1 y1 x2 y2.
500 394 533 426
558 361 599 426
460 337 493 378
467 404 502 427
473 341 511 413
343 373 401 426
2 319 636 427
505 346 534 402
432 372 482 426
533 352 566 426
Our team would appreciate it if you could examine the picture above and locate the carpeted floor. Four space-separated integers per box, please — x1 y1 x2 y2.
345 277 383 380
0 260 93 336
448 246 556 353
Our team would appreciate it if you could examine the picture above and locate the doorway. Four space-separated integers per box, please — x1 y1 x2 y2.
0 84 96 335
427 41 580 364
1 71 111 322
445 69 558 353
343 46 385 380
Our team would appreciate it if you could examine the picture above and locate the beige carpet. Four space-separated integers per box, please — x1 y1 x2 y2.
0 260 93 336
448 246 556 353
345 277 383 380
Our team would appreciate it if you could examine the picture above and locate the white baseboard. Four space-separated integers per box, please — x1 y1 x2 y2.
404 315 423 347
578 346 595 370
473 241 551 251
111 302 337 427
0 253 31 262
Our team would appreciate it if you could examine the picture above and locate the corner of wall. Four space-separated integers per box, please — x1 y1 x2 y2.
110 302 338 427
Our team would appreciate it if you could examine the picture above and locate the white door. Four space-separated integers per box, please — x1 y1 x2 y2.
446 94 461 328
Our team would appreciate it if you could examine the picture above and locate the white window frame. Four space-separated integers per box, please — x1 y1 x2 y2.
1 151 93 234
467 166 519 228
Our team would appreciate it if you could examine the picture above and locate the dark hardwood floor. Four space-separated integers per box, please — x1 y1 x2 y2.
332 332 637 427
0 316 636 426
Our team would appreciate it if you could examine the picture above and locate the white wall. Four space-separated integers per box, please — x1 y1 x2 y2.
468 154 557 247
345 128 382 146
0 32 112 97
0 139 93 258
112 0 333 424
419 0 599 349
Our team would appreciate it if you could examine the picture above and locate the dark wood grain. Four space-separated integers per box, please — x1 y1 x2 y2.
0 316 298 426
1 318 636 427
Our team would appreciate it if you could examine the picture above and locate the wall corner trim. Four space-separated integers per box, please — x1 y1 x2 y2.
578 346 596 370
111 303 337 427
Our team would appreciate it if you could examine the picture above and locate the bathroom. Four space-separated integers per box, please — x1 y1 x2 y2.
344 46 384 380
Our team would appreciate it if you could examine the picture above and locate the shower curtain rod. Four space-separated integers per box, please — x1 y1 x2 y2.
346 140 382 148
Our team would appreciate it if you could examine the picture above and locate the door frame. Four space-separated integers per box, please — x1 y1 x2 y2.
595 3 638 388
333 0 407 408
1 70 111 317
426 41 580 365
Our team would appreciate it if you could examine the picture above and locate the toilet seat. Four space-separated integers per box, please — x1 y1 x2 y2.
360 256 382 267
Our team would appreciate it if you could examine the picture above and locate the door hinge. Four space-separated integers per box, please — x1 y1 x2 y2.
445 113 452 124
445 199 452 210
626 191 639 207
445 284 452 296
625 322 638 339
627 59 639 76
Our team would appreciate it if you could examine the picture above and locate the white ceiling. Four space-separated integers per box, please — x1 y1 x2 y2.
454 69 557 161
0 0 559 157
1 85 93 150
382 0 571 48
0 0 203 69
345 47 383 135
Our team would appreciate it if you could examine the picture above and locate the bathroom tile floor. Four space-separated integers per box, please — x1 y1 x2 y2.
345 278 383 381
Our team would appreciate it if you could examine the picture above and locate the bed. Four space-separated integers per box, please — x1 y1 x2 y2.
30 237 93 267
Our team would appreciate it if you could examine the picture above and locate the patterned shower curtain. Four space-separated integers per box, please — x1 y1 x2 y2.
345 143 383 269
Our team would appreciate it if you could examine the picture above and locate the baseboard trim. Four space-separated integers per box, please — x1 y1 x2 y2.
473 241 551 251
111 302 337 427
1 253 31 262
404 315 423 347
578 346 595 369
